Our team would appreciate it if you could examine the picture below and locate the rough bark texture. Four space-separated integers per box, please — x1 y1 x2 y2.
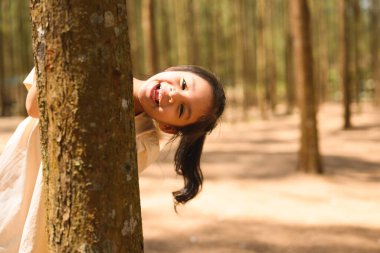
289 0 323 174
30 0 144 252
339 0 352 129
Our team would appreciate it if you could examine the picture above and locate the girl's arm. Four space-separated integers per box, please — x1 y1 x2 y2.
25 73 39 118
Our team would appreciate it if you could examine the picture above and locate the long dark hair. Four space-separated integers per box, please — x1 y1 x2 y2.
165 66 226 206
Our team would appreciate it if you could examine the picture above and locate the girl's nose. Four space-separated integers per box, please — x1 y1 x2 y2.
168 88 177 104
160 83 178 106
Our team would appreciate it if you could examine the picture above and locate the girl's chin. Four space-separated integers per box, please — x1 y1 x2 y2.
143 109 159 121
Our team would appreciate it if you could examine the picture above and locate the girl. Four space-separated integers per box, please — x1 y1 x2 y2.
0 65 225 252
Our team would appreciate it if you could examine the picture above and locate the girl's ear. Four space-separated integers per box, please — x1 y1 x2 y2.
158 123 178 134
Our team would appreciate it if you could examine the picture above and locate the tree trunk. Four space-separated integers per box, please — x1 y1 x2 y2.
285 0 295 115
371 0 380 106
0 1 4 116
317 0 330 104
256 0 269 120
289 0 323 174
352 0 361 110
156 0 171 68
266 0 277 113
211 0 220 74
142 0 158 74
339 0 352 129
30 1 144 252
239 0 257 117
186 0 199 66
128 0 145 78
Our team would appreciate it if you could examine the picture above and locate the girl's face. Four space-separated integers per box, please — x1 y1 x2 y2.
137 71 213 129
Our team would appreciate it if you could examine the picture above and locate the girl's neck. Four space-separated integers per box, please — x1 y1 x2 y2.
133 78 144 116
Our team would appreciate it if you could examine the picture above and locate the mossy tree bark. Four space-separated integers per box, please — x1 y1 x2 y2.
30 0 143 252
290 0 323 174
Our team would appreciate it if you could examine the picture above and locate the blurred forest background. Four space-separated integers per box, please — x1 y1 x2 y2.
0 0 379 118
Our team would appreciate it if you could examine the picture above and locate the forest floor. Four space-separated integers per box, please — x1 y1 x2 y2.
1 103 379 253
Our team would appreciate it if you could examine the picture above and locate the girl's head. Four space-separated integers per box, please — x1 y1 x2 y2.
137 65 226 205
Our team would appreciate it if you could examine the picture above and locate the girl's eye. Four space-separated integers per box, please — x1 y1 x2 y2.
179 104 184 118
181 78 187 90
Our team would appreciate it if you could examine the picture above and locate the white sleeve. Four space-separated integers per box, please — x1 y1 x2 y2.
136 130 159 173
23 67 36 91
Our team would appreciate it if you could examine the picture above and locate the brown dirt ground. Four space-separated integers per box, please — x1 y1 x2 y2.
1 103 379 253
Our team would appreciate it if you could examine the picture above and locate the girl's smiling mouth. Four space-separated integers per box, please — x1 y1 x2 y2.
150 83 161 106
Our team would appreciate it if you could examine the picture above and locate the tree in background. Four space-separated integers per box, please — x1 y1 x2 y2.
370 0 380 105
290 0 323 174
142 0 159 74
266 0 277 113
339 0 352 129
285 0 295 115
30 0 144 251
1 0 379 122
0 1 4 116
310 0 329 105
256 0 270 120
351 0 361 109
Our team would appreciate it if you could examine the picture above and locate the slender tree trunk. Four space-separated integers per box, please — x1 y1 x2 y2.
285 0 295 115
133 0 146 77
15 0 30 116
266 0 277 113
142 0 158 74
310 0 323 106
126 0 139 75
239 0 257 117
0 1 4 116
339 0 352 129
247 0 258 108
232 0 245 118
233 0 243 86
30 1 144 252
318 1 329 104
211 0 220 74
352 0 361 110
290 0 323 174
4 0 15 115
257 0 269 120
186 0 199 66
371 0 380 105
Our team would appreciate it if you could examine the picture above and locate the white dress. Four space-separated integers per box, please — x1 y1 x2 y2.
0 69 160 253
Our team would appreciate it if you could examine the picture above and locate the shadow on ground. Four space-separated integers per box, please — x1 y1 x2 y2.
145 219 380 253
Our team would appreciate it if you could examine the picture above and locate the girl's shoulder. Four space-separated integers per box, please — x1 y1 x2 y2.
135 112 157 137
23 68 36 91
